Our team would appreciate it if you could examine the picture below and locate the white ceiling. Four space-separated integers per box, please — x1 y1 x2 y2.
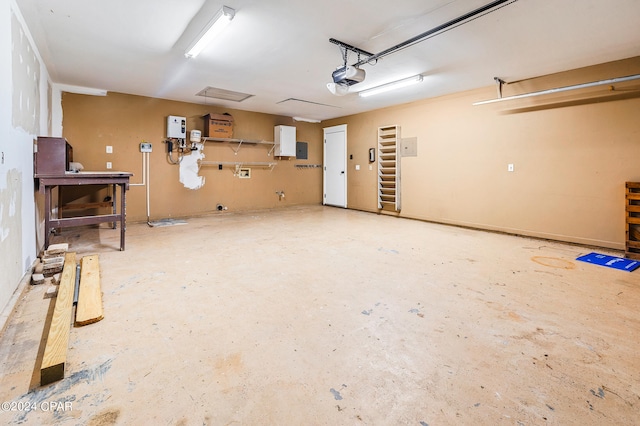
16 0 640 121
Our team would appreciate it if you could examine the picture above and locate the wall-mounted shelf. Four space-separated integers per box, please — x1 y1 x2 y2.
199 161 277 174
202 137 275 155
378 125 401 211
200 136 277 177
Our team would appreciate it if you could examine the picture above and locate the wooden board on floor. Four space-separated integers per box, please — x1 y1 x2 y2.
41 252 76 385
75 255 104 327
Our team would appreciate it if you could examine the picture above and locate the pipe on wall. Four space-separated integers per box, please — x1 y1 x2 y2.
473 73 640 105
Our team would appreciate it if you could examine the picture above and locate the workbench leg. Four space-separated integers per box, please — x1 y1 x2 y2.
55 186 62 235
111 184 117 229
120 184 126 251
44 185 51 250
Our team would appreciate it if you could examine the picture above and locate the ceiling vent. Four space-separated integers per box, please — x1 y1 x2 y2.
196 86 254 102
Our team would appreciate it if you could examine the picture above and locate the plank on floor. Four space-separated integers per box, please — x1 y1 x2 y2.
75 254 104 327
41 252 76 386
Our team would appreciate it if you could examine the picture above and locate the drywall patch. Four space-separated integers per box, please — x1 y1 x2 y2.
179 146 205 190
0 170 24 312
47 80 53 135
11 10 40 134
0 170 22 242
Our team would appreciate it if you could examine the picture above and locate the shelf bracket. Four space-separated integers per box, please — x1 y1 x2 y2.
231 140 244 155
494 77 506 98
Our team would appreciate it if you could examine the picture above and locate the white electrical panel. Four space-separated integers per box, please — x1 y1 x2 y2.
274 125 296 156
167 115 186 138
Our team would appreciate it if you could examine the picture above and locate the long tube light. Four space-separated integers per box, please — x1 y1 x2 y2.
185 6 235 58
473 73 640 105
358 75 424 98
293 117 321 123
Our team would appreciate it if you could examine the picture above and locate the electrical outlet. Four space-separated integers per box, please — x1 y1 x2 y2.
106 162 112 169
508 163 514 172
106 146 113 154
140 142 152 152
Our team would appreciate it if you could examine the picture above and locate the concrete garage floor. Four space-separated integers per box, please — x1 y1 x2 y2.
1 205 639 425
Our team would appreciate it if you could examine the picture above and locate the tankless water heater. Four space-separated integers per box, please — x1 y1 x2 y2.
167 115 186 139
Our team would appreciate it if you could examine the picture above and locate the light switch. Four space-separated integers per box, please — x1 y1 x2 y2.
355 164 360 170
106 146 113 153
508 163 514 172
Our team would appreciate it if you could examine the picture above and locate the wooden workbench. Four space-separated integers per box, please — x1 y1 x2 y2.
36 171 132 251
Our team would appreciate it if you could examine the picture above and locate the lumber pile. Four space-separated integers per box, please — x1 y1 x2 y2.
38 243 104 385
31 243 69 285
75 255 104 326
41 252 76 385
42 243 69 277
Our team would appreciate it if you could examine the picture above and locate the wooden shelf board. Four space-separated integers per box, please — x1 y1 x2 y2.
75 255 104 327
41 252 76 385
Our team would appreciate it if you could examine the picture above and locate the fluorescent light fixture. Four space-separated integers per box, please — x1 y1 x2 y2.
185 6 235 58
55 84 107 96
293 117 321 123
358 75 424 98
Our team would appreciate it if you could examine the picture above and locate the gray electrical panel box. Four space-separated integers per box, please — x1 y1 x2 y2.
296 141 308 159
401 137 418 157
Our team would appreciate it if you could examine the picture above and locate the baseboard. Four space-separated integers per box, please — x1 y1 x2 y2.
0 263 36 337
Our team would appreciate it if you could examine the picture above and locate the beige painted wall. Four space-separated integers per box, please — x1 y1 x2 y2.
61 92 323 222
324 57 640 249
61 57 640 250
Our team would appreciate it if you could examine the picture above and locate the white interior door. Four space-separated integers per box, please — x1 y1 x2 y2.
323 125 347 208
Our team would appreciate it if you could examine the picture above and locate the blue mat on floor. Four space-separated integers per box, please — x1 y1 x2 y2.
576 252 640 272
